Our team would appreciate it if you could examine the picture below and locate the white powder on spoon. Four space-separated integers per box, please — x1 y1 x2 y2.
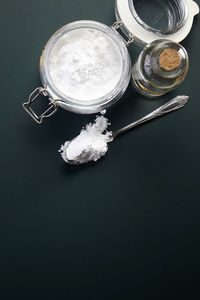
59 112 113 164
49 28 123 103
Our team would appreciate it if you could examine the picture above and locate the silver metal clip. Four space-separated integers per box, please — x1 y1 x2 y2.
111 22 134 47
22 87 58 124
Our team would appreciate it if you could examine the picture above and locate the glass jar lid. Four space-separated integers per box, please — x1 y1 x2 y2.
115 0 199 45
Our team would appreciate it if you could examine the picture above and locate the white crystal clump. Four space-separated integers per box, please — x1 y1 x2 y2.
59 115 113 164
49 28 123 102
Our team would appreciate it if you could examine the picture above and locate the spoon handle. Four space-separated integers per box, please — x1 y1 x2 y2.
112 95 189 139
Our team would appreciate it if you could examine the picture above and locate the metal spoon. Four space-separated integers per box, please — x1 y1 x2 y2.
112 95 189 139
64 95 189 165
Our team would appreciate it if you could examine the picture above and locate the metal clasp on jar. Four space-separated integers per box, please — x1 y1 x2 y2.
22 87 60 124
111 22 134 46
111 22 134 47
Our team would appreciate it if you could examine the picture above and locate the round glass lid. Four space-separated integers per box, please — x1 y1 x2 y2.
130 0 187 34
115 0 199 45
40 21 131 109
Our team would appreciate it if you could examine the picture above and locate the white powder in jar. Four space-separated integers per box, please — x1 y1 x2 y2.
49 28 123 102
59 113 113 164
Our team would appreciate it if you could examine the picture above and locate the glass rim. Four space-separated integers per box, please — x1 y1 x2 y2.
128 0 188 35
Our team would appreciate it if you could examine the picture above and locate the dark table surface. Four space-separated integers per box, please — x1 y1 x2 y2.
1 1 200 299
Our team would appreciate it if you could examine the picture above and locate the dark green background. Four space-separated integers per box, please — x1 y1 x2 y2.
1 0 200 299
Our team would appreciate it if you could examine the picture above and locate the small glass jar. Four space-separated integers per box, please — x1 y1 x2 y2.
22 0 199 123
131 40 189 96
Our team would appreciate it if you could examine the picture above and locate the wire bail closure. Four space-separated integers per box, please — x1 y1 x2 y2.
22 87 59 124
111 22 134 46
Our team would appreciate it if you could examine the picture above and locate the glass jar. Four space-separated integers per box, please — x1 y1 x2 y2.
131 40 189 96
40 21 132 114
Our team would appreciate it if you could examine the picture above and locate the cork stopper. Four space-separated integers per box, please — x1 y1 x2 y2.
159 48 181 71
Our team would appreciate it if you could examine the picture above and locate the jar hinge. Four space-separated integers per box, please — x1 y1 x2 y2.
111 22 134 46
22 87 59 124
